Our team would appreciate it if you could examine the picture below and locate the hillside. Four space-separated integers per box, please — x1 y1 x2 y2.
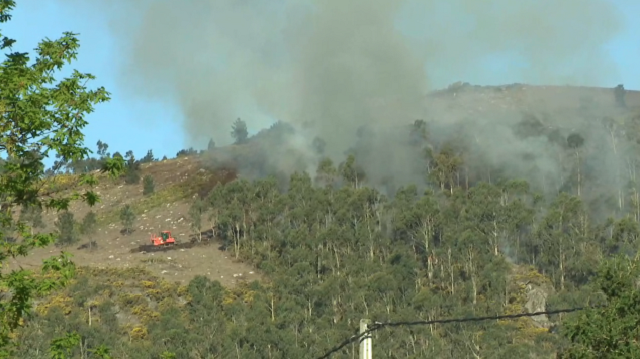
5 82 640 358
6 155 259 287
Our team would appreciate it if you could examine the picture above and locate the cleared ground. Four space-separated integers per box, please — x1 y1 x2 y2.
7 156 260 287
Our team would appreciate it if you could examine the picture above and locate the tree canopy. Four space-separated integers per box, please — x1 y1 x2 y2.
0 0 121 355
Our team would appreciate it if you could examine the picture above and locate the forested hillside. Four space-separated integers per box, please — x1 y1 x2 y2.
2 0 640 356
8 81 640 357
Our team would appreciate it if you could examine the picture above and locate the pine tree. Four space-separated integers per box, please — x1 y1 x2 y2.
55 211 78 247
80 211 98 249
231 118 248 144
119 205 136 234
143 175 155 196
18 204 45 236
141 149 155 163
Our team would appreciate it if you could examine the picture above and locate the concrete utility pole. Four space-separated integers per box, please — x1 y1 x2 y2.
359 319 372 359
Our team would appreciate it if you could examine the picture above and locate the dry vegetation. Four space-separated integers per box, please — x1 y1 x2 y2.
7 155 259 287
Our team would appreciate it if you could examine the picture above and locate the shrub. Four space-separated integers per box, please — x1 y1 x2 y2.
120 205 136 234
55 211 79 247
124 168 141 185
143 175 155 195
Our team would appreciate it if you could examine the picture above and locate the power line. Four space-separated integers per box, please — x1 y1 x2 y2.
315 305 606 359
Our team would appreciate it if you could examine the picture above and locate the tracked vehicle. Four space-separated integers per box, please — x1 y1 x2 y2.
130 231 213 253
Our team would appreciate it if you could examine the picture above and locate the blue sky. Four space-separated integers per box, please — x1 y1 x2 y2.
4 1 640 168
5 1 186 166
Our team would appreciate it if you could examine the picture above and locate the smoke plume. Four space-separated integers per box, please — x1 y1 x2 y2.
56 0 623 141
56 0 632 202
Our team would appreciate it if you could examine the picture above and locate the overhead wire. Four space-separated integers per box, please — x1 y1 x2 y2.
315 304 607 359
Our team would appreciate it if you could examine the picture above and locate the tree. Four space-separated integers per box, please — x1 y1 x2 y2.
559 255 640 358
119 205 136 234
614 84 626 108
80 211 97 249
312 136 326 155
338 154 365 188
143 175 155 196
428 144 463 194
207 138 216 151
0 1 123 354
48 332 81 359
315 157 337 187
231 118 248 144
176 147 197 157
189 198 206 242
567 132 585 196
140 149 155 163
123 151 141 185
18 203 44 236
96 140 109 158
55 211 78 247
124 167 140 185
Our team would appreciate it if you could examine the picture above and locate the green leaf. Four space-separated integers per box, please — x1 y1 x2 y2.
78 173 98 186
48 332 81 359
101 156 125 179
0 1 111 353
83 190 101 207
89 344 112 359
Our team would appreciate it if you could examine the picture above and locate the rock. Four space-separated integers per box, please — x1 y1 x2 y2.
513 267 555 329
524 284 551 328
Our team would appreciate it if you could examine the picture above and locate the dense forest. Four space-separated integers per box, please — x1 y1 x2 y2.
9 102 640 357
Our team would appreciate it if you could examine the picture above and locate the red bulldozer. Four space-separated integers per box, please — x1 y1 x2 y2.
150 230 176 247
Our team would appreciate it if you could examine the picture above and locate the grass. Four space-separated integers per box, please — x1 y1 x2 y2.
95 171 211 226
96 184 188 225
38 155 232 228
39 173 82 195
140 257 170 265
40 170 117 195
